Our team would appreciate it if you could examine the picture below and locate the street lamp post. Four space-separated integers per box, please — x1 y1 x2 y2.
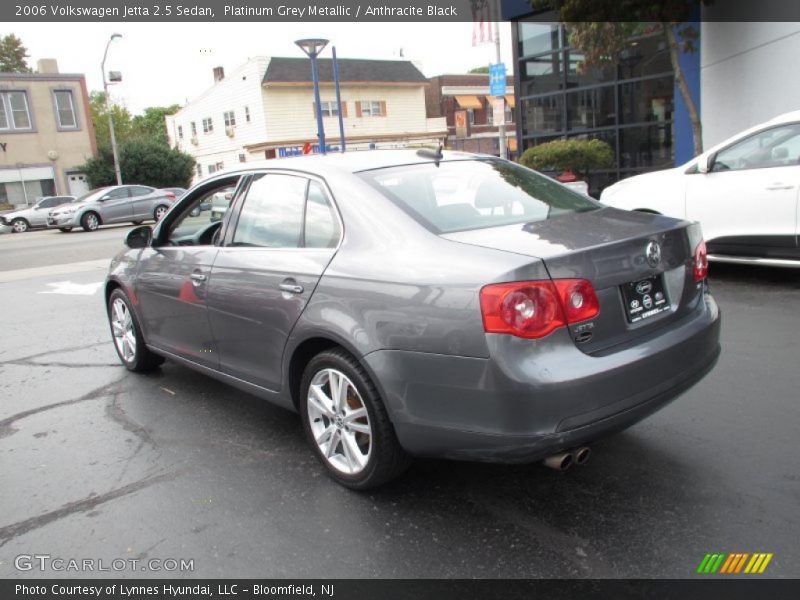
295 38 329 154
102 33 123 185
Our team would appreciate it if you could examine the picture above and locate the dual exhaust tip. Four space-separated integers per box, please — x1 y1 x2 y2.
542 446 591 471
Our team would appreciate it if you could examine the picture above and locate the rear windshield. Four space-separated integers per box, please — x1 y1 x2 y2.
357 159 600 233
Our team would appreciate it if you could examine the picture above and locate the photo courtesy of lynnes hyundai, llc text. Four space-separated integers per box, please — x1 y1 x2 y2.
105 149 720 489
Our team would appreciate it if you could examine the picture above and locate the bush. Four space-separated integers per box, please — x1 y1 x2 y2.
519 138 614 178
82 139 196 189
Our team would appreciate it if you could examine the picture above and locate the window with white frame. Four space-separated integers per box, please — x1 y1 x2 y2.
223 110 236 127
202 117 213 133
320 101 339 117
238 153 246 163
177 125 184 139
0 91 33 130
208 161 224 174
360 100 383 117
244 106 251 122
53 90 77 129
190 121 197 136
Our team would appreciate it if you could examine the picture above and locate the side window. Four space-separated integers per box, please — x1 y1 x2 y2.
38 198 56 209
103 188 129 200
232 174 306 248
130 186 153 197
167 181 239 245
305 182 341 248
714 124 800 172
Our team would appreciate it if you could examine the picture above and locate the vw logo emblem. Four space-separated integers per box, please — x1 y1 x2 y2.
645 241 661 268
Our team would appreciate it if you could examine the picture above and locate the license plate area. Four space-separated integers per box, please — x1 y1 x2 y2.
621 274 670 324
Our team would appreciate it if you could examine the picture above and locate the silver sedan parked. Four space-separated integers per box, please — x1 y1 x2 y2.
105 150 721 489
47 185 177 232
0 195 75 232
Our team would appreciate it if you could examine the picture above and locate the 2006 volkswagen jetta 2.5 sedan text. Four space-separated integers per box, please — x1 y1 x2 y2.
105 150 721 489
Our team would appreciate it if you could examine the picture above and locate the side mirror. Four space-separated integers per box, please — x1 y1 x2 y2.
125 225 152 249
697 154 713 174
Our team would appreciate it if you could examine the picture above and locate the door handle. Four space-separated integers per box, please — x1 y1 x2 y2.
279 282 304 294
190 272 207 285
766 183 794 190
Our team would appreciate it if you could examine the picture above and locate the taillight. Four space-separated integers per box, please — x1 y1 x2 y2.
693 240 708 282
480 279 600 339
165 192 176 199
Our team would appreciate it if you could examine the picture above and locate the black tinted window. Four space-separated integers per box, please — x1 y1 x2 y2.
304 182 340 248
358 159 599 233
232 174 306 248
38 198 57 208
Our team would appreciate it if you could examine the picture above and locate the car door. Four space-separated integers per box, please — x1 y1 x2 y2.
97 187 133 223
686 122 800 259
206 172 342 391
129 185 157 219
134 177 242 368
31 197 57 226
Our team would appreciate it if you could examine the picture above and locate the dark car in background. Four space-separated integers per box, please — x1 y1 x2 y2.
0 195 75 233
105 150 721 489
48 185 177 232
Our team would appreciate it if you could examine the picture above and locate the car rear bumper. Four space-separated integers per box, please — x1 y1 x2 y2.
364 292 721 463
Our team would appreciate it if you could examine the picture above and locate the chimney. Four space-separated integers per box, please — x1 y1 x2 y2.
213 66 225 83
37 59 59 74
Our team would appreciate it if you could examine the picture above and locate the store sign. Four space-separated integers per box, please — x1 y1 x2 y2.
455 110 468 138
0 142 7 152
489 63 506 97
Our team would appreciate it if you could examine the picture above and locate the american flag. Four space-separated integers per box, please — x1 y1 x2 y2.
471 0 494 46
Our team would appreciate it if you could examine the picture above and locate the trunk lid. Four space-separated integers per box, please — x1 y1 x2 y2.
442 207 705 354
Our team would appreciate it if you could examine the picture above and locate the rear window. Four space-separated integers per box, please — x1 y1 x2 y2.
358 159 599 233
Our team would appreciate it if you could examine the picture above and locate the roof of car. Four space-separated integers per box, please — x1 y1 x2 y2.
209 149 490 181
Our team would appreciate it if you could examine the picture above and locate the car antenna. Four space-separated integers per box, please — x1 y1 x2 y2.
416 140 444 166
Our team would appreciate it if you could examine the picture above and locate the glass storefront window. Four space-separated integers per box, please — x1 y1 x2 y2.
618 76 674 126
518 22 561 57
522 95 564 136
619 125 673 169
519 53 563 97
566 51 617 88
566 86 616 131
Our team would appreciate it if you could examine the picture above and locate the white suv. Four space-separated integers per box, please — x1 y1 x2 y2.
601 111 800 267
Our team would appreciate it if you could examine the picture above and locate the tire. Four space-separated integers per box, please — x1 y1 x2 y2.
58 227 72 233
299 348 410 489
131 221 143 225
11 218 29 233
81 212 100 232
107 288 164 372
154 205 168 221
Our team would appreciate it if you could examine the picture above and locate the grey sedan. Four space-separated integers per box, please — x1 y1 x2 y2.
0 195 75 232
105 150 721 489
47 185 177 232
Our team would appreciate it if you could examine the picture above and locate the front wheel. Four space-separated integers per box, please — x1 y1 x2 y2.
11 218 29 233
300 348 410 489
153 205 168 221
107 288 164 372
81 212 100 231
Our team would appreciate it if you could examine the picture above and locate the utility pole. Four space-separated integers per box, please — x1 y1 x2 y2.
493 0 507 160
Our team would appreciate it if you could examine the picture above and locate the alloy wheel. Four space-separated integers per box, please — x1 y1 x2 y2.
12 219 28 233
84 213 99 230
110 297 136 363
306 368 372 475
154 206 167 220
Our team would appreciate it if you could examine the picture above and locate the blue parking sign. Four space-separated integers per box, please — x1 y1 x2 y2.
489 63 506 97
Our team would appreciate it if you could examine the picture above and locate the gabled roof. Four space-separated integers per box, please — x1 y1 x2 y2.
263 57 427 85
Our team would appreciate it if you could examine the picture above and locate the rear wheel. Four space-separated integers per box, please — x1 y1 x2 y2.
11 218 29 233
300 348 410 489
81 212 100 231
107 288 164 372
153 205 168 221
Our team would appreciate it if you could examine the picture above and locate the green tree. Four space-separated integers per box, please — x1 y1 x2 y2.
531 0 711 155
130 104 181 144
82 138 195 188
0 34 32 73
468 66 490 74
89 91 133 149
519 138 614 178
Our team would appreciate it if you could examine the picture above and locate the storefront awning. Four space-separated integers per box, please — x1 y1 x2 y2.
455 95 483 109
505 95 516 108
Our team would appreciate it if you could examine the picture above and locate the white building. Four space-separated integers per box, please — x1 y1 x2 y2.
166 57 447 182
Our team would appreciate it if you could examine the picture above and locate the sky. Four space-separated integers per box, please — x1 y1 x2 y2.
10 22 514 114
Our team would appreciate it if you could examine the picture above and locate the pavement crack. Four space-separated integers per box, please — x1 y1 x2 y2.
0 342 109 367
0 471 179 548
0 379 123 440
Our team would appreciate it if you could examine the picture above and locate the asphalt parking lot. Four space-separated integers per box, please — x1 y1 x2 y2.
0 227 798 578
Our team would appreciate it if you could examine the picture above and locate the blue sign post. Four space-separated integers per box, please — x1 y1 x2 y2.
489 63 506 97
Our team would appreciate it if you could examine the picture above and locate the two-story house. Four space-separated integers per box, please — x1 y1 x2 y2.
166 57 447 182
0 59 96 206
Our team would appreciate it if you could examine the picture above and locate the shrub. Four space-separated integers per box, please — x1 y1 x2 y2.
519 138 614 178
